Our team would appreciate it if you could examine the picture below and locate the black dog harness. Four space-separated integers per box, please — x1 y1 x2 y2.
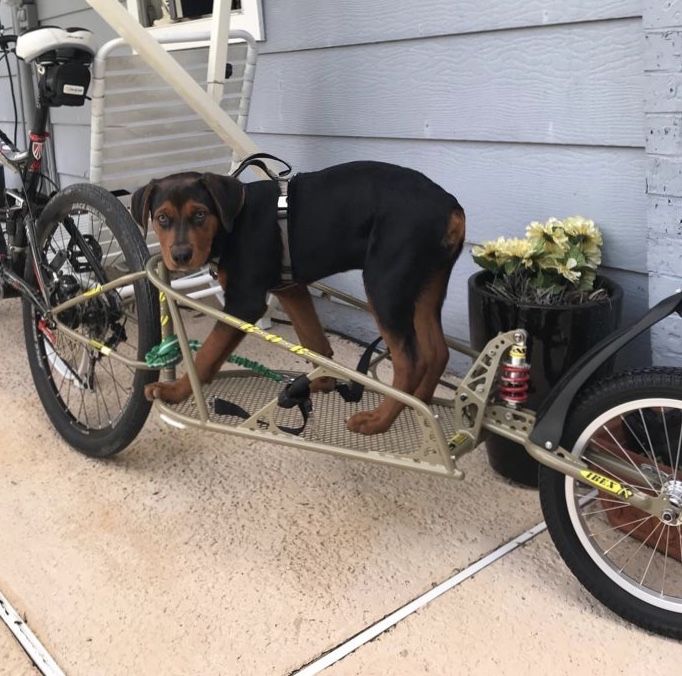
230 153 295 287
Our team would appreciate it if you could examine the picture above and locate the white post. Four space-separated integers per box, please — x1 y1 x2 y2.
85 0 260 162
207 0 232 102
123 0 142 24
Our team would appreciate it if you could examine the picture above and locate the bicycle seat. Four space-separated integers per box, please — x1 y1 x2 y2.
16 26 95 64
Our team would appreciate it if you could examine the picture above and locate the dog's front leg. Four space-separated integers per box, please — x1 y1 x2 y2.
273 284 336 393
144 323 245 403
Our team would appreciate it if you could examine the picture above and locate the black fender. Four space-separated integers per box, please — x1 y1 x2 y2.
529 291 682 450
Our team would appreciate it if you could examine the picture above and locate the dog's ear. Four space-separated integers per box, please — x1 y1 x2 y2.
130 180 157 236
200 173 244 233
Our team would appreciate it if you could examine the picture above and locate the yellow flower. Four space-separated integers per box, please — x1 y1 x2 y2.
526 218 569 262
500 237 532 259
472 238 505 260
526 219 568 245
562 216 603 244
551 258 581 285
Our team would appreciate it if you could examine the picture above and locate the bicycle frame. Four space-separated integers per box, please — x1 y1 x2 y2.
41 253 676 523
0 95 55 309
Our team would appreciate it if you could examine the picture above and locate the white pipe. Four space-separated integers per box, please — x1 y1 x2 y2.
85 0 260 163
170 272 214 289
206 0 232 102
187 286 224 301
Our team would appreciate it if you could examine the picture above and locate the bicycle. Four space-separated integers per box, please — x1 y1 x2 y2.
0 24 160 455
0 24 680 640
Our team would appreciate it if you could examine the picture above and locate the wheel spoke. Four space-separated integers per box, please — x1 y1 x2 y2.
590 514 651 544
618 520 662 575
661 407 674 471
602 424 656 488
583 503 630 518
639 408 665 488
640 522 666 586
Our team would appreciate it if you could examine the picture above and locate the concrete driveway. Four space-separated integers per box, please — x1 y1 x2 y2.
1 297 681 674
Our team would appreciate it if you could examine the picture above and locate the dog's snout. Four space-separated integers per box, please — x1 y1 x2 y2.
170 244 193 266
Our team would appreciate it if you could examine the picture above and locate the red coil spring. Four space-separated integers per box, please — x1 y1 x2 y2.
498 362 530 404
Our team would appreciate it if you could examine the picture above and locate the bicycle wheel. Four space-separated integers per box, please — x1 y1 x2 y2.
22 183 160 457
539 368 682 638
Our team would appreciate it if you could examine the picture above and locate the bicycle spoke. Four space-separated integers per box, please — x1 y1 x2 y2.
595 428 656 491
619 520 663 574
661 526 670 597
590 514 651 543
582 503 630 518
661 407 674 470
639 408 665 487
640 522 666 586
673 416 682 478
93 371 113 426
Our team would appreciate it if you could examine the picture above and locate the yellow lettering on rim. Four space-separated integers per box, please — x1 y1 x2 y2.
580 470 633 499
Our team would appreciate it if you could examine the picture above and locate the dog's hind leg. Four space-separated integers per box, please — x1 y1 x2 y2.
412 269 451 403
413 208 464 402
345 317 425 435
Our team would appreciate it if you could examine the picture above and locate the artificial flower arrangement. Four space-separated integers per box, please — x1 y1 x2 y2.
472 216 607 305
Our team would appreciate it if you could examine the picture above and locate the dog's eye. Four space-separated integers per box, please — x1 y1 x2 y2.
194 210 207 223
157 213 170 228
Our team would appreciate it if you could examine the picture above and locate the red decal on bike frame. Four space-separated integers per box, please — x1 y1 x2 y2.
29 131 49 172
37 318 56 345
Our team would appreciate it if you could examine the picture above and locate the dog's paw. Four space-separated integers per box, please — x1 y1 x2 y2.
346 410 391 435
144 380 190 404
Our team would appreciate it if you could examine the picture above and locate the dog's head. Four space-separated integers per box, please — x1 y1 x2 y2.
131 171 243 271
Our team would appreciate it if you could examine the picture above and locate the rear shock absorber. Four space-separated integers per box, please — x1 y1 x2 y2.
498 341 531 407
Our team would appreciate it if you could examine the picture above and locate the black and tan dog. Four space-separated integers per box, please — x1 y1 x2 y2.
131 161 465 435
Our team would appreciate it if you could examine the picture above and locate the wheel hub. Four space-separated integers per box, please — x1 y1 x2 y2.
661 479 682 526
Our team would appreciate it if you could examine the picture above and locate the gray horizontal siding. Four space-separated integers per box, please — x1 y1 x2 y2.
37 0 88 21
643 1 682 29
261 0 642 52
37 2 118 40
0 76 20 121
251 20 645 148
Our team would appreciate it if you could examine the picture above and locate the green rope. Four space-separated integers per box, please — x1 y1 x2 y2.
145 335 284 383
228 354 284 382
145 335 200 369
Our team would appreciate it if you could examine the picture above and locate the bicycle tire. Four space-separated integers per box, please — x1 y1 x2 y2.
539 367 682 638
22 183 159 457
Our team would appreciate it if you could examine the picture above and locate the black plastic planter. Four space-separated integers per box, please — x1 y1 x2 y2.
468 271 623 487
